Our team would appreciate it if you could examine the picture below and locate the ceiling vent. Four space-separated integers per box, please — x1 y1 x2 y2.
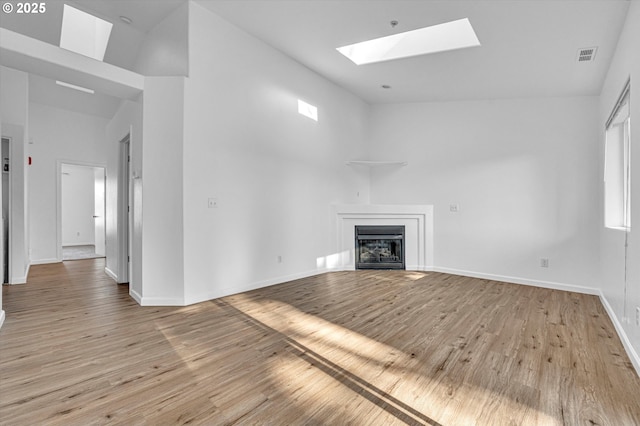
577 47 597 63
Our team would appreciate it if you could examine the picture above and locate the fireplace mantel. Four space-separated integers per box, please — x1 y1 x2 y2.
331 204 434 271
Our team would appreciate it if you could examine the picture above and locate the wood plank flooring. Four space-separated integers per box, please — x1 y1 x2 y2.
1 259 639 425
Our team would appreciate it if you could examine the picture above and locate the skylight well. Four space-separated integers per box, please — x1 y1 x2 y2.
337 18 480 65
60 4 113 61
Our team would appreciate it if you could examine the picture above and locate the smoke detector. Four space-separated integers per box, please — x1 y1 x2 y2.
577 47 597 62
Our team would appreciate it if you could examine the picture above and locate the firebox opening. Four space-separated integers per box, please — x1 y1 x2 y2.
355 225 405 270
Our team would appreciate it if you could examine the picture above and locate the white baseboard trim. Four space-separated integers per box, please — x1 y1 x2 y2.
129 288 143 305
598 292 640 377
30 258 61 265
432 266 600 295
10 263 30 284
183 268 330 306
62 242 95 247
138 296 184 306
104 267 118 282
0 309 5 330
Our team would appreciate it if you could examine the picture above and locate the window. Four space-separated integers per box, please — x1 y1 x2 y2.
604 80 631 229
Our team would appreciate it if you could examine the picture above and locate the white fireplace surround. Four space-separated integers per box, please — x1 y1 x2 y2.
331 204 434 271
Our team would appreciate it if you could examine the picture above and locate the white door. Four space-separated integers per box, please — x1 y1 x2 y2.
94 168 106 256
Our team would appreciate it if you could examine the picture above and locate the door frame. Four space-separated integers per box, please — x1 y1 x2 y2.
1 136 12 284
56 160 107 262
117 134 131 283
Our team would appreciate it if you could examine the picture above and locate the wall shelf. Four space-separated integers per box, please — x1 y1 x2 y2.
346 160 408 167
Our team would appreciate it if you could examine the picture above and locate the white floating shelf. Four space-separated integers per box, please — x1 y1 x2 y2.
346 160 408 167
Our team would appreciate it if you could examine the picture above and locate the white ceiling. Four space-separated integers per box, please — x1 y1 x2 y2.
0 0 631 117
196 0 630 103
0 0 185 117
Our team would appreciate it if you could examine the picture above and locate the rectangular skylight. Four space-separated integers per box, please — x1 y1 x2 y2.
298 100 318 121
336 18 480 65
60 4 113 61
56 80 95 94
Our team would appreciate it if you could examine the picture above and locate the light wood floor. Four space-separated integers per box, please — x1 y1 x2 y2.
1 260 639 425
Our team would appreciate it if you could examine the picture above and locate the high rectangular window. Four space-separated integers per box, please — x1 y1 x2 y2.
604 80 631 230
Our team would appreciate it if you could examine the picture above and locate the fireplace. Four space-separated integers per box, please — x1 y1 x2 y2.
355 225 405 270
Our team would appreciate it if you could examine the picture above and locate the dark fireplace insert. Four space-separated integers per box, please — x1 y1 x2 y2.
355 225 405 270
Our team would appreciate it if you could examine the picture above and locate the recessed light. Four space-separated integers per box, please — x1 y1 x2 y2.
337 18 481 65
119 16 133 25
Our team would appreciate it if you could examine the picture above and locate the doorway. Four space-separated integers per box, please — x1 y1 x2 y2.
59 163 106 261
2 137 10 283
117 135 130 283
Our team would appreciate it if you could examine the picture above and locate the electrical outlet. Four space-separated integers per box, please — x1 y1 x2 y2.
540 258 549 268
449 204 459 213
207 198 218 208
636 306 640 326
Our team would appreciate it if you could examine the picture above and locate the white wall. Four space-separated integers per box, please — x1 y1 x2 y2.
105 98 143 289
61 164 96 246
138 76 185 304
599 1 640 370
134 2 188 77
369 97 601 292
0 66 29 285
181 3 370 304
28 102 108 263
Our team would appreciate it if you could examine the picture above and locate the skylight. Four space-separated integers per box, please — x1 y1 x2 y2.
60 4 113 61
336 18 480 65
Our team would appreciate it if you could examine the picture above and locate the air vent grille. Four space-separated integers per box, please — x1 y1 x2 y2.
577 47 597 62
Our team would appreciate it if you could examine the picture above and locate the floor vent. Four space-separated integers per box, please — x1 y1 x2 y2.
577 47 597 62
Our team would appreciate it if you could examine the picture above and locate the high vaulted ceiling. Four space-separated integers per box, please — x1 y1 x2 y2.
197 0 630 104
0 0 631 117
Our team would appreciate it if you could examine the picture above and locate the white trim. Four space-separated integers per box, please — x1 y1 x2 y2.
138 296 184 306
184 268 330 306
129 288 143 305
56 160 107 264
62 242 96 247
104 267 118 282
10 262 29 284
332 204 434 271
0 309 5 329
433 266 600 295
30 258 61 265
599 291 640 377
117 134 131 285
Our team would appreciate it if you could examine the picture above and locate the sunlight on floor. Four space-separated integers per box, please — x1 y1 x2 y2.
225 294 556 425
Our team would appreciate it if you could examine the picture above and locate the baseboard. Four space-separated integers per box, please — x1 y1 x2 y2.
598 292 640 377
433 266 600 295
183 268 330 306
138 296 184 306
10 263 30 284
0 309 5 330
62 242 95 247
104 267 118 282
129 288 143 305
30 258 61 265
